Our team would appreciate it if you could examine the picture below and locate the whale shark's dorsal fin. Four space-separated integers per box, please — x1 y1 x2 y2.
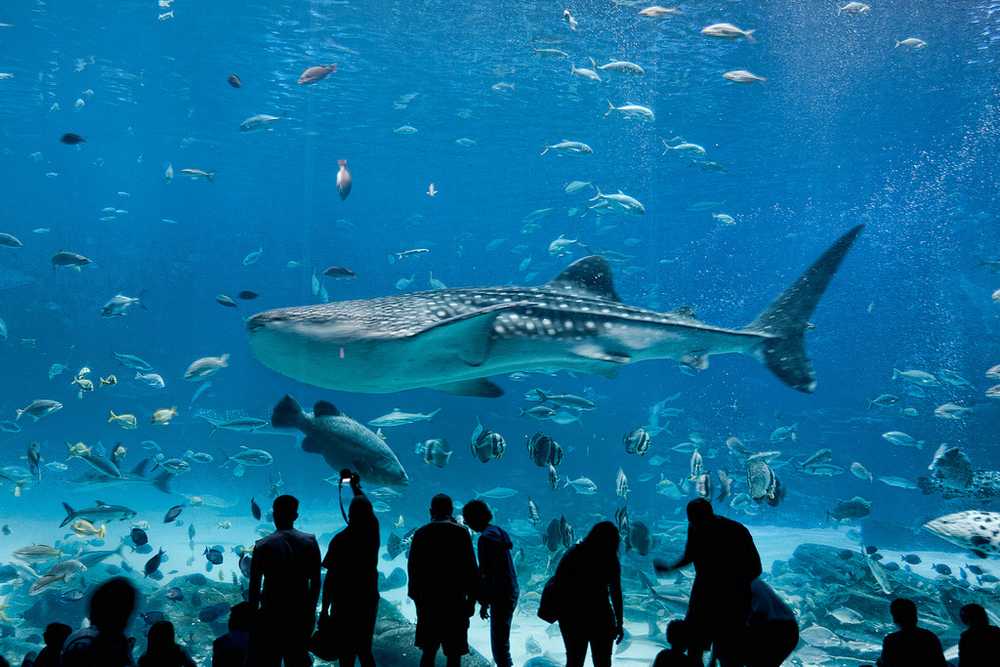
314 401 341 417
547 256 620 301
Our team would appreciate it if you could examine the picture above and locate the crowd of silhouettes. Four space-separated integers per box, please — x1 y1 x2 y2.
7 488 1000 667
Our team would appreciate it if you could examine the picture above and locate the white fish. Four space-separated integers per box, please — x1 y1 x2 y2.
589 188 645 215
184 354 229 381
712 213 736 225
723 70 767 84
428 272 447 290
570 61 601 82
534 48 568 58
638 6 679 18
164 163 173 182
158 10 173 21
605 101 654 121
564 476 598 495
242 248 263 266
394 125 418 135
934 402 972 420
135 372 166 389
598 60 645 75
395 274 415 290
240 114 281 132
895 37 927 49
562 8 577 31
540 140 593 157
662 138 706 155
838 3 871 15
701 23 755 40
877 476 917 490
882 431 923 449
564 180 592 194
426 183 437 197
368 408 441 428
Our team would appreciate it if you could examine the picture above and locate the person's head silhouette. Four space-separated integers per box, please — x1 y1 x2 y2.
430 493 453 521
583 521 620 556
349 494 376 525
43 622 72 649
146 620 177 653
461 499 492 532
889 598 918 630
88 576 137 634
960 603 988 629
686 498 714 526
272 494 299 530
228 601 254 632
666 619 689 651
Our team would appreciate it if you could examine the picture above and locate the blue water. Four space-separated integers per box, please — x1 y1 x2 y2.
0 0 998 663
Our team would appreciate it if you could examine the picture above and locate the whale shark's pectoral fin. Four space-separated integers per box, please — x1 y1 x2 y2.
405 302 532 367
431 379 504 398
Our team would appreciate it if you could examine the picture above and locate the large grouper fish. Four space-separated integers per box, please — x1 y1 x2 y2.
270 395 409 486
248 226 863 398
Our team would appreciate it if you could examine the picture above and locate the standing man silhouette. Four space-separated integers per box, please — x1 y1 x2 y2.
248 495 322 667
654 498 762 667
407 494 479 667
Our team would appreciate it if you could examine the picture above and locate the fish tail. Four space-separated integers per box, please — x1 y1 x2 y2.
894 40 901 47
206 172 215 183
271 394 305 429
152 472 172 494
745 29 756 42
540 146 549 156
15 409 23 421
605 100 614 117
60 502 76 527
108 410 116 423
743 225 864 393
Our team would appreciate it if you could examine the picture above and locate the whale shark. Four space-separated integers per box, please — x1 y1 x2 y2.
247 226 863 398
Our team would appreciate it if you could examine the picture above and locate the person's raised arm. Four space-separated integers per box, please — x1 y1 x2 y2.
653 527 694 574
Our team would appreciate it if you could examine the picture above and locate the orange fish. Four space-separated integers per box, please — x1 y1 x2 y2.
336 160 352 200
297 64 336 85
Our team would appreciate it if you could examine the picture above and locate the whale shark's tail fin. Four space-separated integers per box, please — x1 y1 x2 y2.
745 225 864 393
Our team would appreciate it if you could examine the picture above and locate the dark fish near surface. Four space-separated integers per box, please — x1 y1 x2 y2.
323 266 356 279
131 527 148 546
60 133 86 145
250 497 262 520
248 227 864 397
60 501 136 527
144 548 165 577
297 64 336 84
270 394 409 486
238 290 259 300
0 233 23 248
163 505 184 523
227 73 242 88
51 251 92 268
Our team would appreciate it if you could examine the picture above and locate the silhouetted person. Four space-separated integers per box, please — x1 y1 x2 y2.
212 602 254 667
876 598 946 667
652 620 701 667
138 621 196 667
60 576 137 667
31 622 71 667
959 603 1000 667
407 494 478 667
744 579 798 667
654 498 761 666
553 521 624 667
462 499 519 667
320 471 380 667
248 494 322 667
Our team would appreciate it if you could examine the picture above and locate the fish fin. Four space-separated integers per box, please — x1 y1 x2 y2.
60 502 75 527
151 472 172 494
572 343 631 364
313 401 341 417
130 459 151 477
431 379 504 398
301 435 323 454
547 256 621 301
404 303 528 366
271 395 305 428
744 225 864 393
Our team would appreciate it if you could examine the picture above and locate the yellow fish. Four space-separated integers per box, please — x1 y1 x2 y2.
70 519 106 539
100 375 118 386
151 407 178 425
108 410 138 430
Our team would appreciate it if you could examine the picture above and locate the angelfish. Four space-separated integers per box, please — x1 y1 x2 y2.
336 160 352 201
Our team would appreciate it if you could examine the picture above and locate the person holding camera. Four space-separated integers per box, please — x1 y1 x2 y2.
319 470 381 667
